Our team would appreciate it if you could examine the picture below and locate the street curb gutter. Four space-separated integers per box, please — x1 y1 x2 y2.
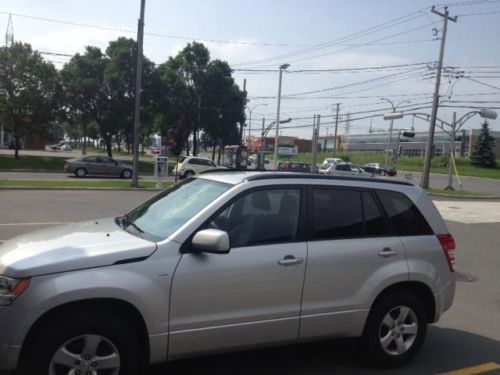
427 192 500 199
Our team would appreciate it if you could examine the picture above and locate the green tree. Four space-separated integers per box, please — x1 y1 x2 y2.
102 37 158 157
0 42 58 158
60 46 107 155
471 121 497 168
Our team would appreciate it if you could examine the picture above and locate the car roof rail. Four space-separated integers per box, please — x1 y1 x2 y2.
244 173 413 186
198 168 252 174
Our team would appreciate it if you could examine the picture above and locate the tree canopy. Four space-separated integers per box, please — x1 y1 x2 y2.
471 121 497 168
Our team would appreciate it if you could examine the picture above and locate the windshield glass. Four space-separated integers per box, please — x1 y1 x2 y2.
124 178 231 241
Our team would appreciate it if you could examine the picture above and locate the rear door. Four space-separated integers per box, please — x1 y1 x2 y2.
299 187 408 340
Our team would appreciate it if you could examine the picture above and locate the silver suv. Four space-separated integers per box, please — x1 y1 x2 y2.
0 172 456 373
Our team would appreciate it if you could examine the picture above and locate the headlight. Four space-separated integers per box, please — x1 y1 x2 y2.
0 275 30 306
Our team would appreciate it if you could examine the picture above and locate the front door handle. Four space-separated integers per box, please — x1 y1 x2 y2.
378 247 398 258
278 255 304 266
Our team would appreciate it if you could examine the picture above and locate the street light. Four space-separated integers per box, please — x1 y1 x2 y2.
274 63 290 170
247 103 268 151
380 98 410 167
259 117 292 170
387 108 497 189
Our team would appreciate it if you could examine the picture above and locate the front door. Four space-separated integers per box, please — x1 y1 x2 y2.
168 187 307 359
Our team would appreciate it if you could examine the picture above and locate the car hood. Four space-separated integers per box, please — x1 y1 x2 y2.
0 218 157 278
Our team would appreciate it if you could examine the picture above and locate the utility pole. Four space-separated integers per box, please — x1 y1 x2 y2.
236 78 246 169
445 112 457 190
131 0 146 188
274 63 289 170
421 6 457 189
332 103 340 157
259 117 266 170
310 115 317 172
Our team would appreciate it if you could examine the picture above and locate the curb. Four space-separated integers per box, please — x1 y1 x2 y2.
0 187 163 191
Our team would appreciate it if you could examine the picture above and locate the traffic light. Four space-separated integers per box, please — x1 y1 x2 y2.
402 132 415 138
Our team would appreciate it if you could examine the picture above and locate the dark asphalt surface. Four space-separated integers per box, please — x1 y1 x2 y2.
0 190 499 374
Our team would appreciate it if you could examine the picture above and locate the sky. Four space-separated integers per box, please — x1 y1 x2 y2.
1 0 500 139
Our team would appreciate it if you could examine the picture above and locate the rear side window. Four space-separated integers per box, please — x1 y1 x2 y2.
311 189 363 239
376 190 433 236
362 192 390 236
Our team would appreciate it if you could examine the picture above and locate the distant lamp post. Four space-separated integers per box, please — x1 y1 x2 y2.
274 63 290 170
380 98 410 166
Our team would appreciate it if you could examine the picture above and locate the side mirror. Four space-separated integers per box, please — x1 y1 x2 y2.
191 229 230 254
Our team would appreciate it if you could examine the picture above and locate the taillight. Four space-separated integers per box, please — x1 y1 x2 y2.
437 234 456 272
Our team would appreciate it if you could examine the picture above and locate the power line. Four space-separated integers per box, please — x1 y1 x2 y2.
465 77 500 90
0 10 306 47
232 10 428 67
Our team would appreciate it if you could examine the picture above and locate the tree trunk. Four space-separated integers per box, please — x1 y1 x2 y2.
217 141 223 165
211 141 216 161
192 130 197 156
105 136 113 158
186 140 190 156
82 123 87 155
14 134 20 159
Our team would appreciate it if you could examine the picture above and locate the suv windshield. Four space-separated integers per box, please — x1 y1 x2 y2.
122 178 231 241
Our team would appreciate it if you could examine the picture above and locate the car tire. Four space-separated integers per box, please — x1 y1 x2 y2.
184 170 194 178
121 169 132 179
361 292 427 368
75 168 87 178
19 310 142 375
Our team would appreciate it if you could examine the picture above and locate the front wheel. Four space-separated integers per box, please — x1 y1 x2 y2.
19 312 142 375
121 169 132 179
361 293 427 368
75 168 87 178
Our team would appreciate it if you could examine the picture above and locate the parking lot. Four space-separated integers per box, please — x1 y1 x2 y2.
1 190 499 374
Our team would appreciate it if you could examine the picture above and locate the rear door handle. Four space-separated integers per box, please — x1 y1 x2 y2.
278 255 304 266
378 247 398 258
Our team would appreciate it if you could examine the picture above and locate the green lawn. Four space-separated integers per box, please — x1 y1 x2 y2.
0 154 175 174
0 179 172 189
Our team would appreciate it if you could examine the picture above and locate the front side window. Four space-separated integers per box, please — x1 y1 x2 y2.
83 156 98 163
208 188 301 247
124 178 231 241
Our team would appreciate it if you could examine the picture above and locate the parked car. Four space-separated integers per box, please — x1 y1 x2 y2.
175 156 224 178
49 142 71 151
0 172 456 373
64 156 133 178
322 157 344 166
363 163 397 176
248 154 270 166
277 161 312 172
321 162 373 177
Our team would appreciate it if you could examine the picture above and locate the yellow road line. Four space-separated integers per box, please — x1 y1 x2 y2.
0 222 70 226
441 362 500 375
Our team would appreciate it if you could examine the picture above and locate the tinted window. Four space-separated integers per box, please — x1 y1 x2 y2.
311 189 363 239
82 156 98 163
362 192 390 236
336 164 351 171
188 158 200 165
208 189 301 247
376 190 433 236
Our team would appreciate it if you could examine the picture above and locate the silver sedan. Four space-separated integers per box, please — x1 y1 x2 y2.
64 156 133 178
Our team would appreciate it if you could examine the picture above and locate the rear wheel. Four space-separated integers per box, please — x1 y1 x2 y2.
75 168 87 178
361 293 427 368
19 311 142 375
121 169 132 179
183 170 194 178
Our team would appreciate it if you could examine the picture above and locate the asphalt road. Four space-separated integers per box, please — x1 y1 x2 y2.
0 190 499 374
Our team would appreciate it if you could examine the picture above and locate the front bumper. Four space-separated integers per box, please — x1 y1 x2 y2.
0 306 20 370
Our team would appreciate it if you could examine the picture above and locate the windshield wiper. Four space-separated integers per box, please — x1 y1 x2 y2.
119 215 144 234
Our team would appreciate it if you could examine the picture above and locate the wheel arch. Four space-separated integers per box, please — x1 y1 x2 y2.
19 298 150 365
369 281 436 324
